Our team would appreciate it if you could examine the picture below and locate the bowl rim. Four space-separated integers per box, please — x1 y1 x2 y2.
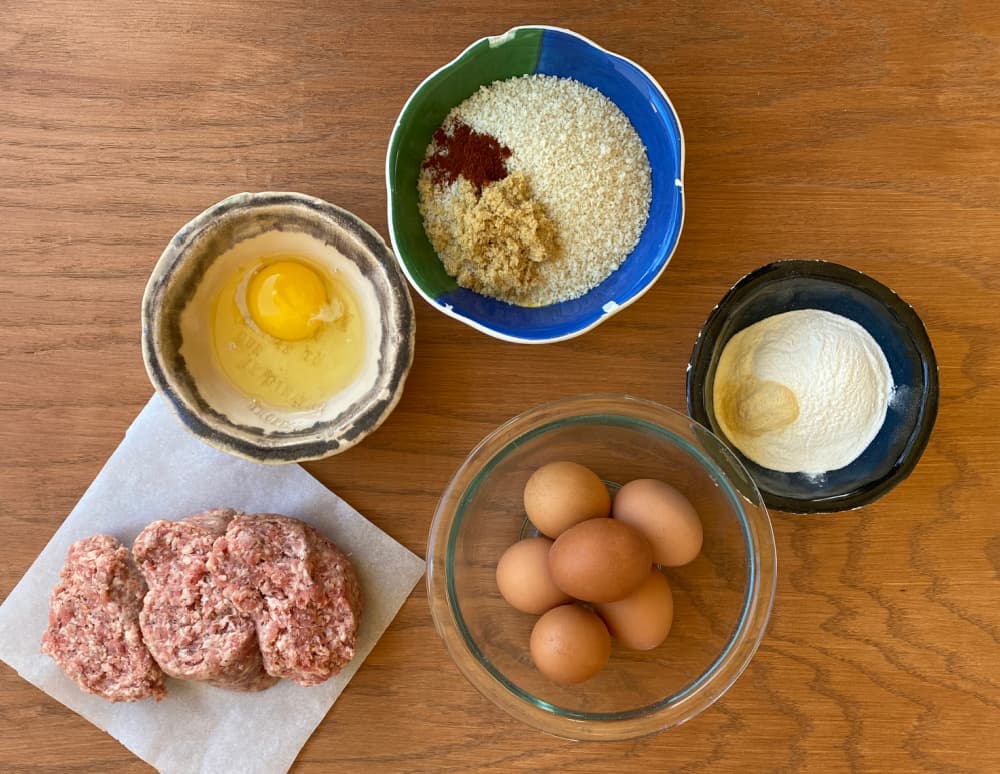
384 25 687 345
141 190 415 464
426 394 776 740
686 259 940 513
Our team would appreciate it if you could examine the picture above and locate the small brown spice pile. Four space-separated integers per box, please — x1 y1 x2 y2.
418 119 559 306
422 121 512 193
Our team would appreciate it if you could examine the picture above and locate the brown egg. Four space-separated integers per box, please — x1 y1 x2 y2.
596 568 674 650
529 604 611 685
612 478 703 567
548 517 652 603
523 461 611 538
495 537 572 614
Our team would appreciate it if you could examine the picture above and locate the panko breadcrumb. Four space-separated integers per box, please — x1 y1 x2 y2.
419 74 651 307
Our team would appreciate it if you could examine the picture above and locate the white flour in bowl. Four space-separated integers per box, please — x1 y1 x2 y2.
712 309 894 475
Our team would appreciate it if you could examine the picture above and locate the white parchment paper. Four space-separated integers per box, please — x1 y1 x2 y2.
0 394 426 774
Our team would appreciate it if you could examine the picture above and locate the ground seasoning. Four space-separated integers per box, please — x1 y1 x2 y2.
422 120 512 193
419 171 559 304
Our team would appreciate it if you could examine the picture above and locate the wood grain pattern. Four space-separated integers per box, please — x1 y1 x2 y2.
2 1 999 771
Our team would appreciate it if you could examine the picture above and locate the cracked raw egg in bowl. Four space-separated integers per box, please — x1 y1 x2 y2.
142 191 415 463
209 255 366 412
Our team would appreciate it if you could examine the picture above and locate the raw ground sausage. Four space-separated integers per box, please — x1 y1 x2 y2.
41 535 166 702
132 509 277 691
208 513 362 686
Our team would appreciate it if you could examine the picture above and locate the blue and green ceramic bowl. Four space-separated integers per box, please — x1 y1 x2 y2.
385 26 685 344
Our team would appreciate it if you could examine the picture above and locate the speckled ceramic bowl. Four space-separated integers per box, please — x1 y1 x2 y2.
142 192 415 463
687 260 939 513
386 26 685 344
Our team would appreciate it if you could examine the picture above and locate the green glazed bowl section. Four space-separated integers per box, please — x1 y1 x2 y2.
386 28 543 299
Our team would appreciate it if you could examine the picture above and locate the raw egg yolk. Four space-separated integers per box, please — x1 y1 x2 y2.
247 260 327 341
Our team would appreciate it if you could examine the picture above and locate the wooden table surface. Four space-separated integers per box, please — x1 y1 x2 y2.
3 2 999 771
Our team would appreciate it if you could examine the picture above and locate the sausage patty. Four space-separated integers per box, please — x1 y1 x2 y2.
42 535 166 702
208 513 362 686
132 509 278 692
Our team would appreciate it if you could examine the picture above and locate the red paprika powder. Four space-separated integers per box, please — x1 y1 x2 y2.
422 120 511 193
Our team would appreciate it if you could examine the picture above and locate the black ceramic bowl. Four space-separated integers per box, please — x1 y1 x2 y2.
687 260 938 514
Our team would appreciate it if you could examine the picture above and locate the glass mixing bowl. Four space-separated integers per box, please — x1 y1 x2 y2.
426 395 777 740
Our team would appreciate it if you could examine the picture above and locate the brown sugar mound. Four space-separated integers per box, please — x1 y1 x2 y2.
419 171 559 306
